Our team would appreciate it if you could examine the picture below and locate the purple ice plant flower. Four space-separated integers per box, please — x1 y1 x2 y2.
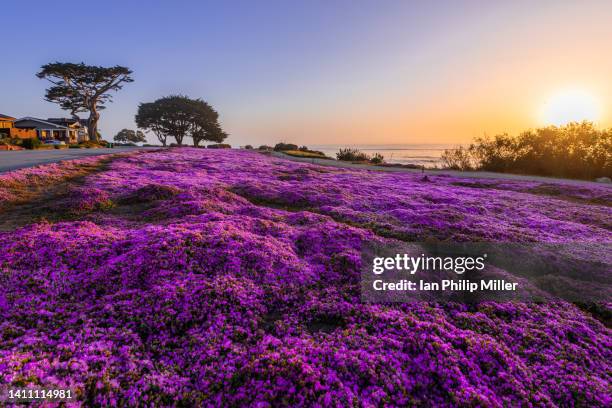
0 148 609 406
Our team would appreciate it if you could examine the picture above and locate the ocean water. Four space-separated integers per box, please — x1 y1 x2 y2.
309 144 458 168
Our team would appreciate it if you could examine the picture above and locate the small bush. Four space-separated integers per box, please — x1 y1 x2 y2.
441 146 474 170
21 138 42 150
369 153 385 164
274 142 299 151
244 145 253 149
207 143 232 149
258 145 272 151
336 148 370 162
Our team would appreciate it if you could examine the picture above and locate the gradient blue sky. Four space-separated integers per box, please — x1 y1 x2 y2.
3 1 611 145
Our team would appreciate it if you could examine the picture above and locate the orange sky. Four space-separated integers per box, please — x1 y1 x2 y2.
231 2 612 145
4 1 611 146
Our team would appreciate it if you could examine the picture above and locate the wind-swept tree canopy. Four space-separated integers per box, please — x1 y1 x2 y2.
135 95 227 147
114 128 146 144
189 99 227 147
43 86 88 120
37 62 133 141
135 101 170 146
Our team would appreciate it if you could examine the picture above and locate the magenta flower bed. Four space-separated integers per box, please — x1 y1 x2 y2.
0 149 610 406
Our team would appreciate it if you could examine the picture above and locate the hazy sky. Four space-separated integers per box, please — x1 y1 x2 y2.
3 0 611 146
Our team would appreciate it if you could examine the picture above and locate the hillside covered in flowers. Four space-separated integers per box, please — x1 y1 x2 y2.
0 148 610 406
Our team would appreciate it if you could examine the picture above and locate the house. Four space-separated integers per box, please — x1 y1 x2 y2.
0 113 13 129
14 117 89 143
0 113 38 139
47 118 89 142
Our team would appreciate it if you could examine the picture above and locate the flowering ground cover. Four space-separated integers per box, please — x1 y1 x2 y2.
0 148 610 406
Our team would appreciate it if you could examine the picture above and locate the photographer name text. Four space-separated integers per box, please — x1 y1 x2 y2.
372 279 518 292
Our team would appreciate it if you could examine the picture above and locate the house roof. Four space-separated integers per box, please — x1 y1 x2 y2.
0 114 16 121
47 118 82 127
15 117 69 129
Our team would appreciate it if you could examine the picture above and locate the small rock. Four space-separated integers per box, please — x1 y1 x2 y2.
595 177 611 183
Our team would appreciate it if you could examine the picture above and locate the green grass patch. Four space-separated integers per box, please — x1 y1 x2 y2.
283 150 330 159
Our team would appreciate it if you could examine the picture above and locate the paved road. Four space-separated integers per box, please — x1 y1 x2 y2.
271 152 609 187
0 147 160 173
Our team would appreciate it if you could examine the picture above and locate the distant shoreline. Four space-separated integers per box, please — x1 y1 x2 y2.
309 144 460 168
270 151 610 187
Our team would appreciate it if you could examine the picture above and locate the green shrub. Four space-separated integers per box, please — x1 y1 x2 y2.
274 142 298 151
21 138 42 150
207 143 232 149
441 146 474 170
258 145 272 151
441 122 612 179
79 140 107 148
369 153 385 164
283 150 329 159
336 148 370 162
244 145 253 149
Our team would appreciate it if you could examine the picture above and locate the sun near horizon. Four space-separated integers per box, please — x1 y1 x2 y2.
539 88 602 127
2 1 612 146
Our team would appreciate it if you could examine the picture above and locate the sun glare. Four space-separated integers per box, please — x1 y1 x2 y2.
541 89 600 126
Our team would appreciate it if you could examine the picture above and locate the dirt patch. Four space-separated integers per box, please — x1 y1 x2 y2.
118 184 181 205
0 156 120 230
229 187 314 212
451 181 495 189
306 315 347 334
527 184 611 207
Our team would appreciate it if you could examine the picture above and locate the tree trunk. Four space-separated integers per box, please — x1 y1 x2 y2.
154 131 167 146
87 108 100 142
175 134 184 146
